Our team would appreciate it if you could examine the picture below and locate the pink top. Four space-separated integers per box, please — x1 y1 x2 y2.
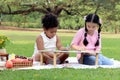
71 27 101 52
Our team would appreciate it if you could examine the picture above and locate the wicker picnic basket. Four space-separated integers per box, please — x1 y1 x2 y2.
11 55 33 68
13 61 33 68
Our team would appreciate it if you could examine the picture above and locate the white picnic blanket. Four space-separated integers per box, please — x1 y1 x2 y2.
11 57 120 70
1 57 120 70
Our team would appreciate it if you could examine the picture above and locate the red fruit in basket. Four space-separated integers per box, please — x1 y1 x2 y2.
11 58 23 63
22 59 29 62
11 59 17 63
5 60 13 68
17 58 24 62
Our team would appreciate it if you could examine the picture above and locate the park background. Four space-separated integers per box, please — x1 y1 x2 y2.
0 0 120 80
0 0 120 33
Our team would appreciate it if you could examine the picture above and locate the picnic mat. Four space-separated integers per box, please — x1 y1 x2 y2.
1 57 120 70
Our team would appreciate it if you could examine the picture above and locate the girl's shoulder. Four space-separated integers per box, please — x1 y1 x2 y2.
36 34 42 40
77 27 85 33
40 32 45 36
35 32 44 40
55 35 59 40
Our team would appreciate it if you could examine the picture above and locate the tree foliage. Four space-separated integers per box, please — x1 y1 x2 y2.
0 0 120 33
0 0 118 15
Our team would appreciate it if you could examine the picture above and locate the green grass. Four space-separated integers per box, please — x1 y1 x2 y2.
0 30 120 80
1 68 120 80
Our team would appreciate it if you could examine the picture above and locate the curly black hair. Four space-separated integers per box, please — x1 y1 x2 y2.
42 13 59 30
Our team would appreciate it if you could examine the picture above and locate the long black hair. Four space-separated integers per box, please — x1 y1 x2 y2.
83 14 102 47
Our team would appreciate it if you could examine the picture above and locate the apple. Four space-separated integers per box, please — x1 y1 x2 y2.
11 59 17 63
22 59 29 62
5 60 13 68
11 58 24 63
15 58 23 62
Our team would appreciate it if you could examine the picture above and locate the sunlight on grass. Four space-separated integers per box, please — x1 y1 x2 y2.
102 33 120 38
14 41 34 44
57 33 75 37
0 30 39 36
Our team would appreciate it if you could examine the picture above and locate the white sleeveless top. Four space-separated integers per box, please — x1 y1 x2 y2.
32 32 57 56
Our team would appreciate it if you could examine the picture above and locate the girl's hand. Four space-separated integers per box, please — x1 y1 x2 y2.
71 45 86 51
95 50 101 53
62 47 70 51
81 47 86 51
65 47 70 51
65 44 70 51
80 42 86 51
78 46 86 51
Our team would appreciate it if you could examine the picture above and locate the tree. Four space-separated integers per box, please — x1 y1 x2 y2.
0 0 120 32
0 0 114 16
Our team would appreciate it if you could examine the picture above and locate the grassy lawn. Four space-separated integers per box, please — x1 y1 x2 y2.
0 30 120 80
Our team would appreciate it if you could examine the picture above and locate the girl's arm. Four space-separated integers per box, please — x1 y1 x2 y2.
36 35 44 50
71 45 86 51
71 29 86 51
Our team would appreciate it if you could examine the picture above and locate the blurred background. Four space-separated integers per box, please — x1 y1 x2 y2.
0 0 120 33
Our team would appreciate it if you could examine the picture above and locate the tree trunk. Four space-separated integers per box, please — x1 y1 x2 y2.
115 26 118 34
119 27 120 32
0 16 1 25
